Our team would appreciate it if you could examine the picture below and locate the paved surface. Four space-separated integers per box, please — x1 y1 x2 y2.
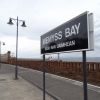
0 65 54 100
1 63 100 100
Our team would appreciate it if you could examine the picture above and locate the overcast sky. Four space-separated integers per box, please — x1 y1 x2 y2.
0 0 100 59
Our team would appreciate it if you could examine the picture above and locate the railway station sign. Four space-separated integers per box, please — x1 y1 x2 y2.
41 11 94 54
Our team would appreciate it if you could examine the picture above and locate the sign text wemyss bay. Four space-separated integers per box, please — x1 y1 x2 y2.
41 12 94 54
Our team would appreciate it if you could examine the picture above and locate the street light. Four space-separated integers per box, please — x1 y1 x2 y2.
0 41 5 69
7 17 26 79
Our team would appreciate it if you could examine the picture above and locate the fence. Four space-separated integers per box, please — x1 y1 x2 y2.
8 58 100 85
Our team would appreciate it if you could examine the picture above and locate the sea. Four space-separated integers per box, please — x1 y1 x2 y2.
61 57 100 62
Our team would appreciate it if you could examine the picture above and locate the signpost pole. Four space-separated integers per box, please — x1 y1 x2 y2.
43 54 45 100
82 51 88 100
41 12 93 100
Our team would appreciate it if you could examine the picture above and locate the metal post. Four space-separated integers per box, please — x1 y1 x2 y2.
82 51 88 100
43 54 45 100
15 16 18 80
7 17 26 79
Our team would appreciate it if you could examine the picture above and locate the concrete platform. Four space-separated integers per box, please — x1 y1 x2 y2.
0 74 54 100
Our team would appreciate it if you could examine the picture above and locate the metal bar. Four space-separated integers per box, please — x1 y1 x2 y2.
43 54 45 100
15 16 18 80
10 17 25 22
82 51 88 100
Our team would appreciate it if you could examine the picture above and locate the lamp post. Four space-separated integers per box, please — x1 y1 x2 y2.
7 17 26 79
0 41 5 69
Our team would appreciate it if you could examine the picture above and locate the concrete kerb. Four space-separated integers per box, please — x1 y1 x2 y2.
20 73 61 100
16 67 60 100
6 65 60 100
